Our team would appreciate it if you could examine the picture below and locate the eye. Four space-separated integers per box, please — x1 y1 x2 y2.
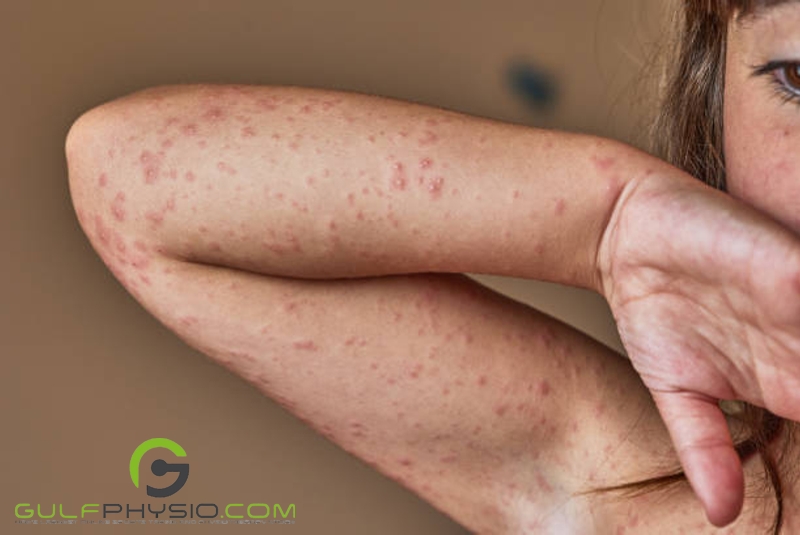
773 62 800 96
751 60 800 105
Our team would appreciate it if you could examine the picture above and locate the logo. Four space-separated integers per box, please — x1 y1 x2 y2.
129 438 189 498
15 438 296 525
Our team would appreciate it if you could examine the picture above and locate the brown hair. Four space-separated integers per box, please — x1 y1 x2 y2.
596 1 796 534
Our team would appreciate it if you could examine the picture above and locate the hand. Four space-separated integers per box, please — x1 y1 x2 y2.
596 169 800 526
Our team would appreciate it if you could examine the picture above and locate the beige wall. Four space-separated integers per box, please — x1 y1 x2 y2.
3 1 662 532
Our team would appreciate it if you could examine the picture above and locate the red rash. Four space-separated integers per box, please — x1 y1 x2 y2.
592 155 616 172
555 198 566 216
110 192 126 222
203 107 226 122
419 131 438 146
427 177 445 198
139 150 163 185
293 340 318 351
539 380 551 397
217 162 237 175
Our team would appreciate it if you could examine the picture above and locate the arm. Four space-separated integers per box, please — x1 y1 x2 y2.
65 84 674 532
68 83 800 528
65 84 656 291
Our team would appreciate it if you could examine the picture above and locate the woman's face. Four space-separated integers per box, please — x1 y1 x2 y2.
724 2 800 232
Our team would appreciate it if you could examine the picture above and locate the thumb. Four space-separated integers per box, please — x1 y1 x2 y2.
651 390 744 527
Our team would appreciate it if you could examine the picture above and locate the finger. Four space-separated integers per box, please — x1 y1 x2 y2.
651 390 744 527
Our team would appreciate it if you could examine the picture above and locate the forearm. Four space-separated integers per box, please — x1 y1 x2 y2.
67 83 660 291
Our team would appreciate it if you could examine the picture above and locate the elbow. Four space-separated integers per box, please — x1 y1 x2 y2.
65 103 115 239
64 88 168 266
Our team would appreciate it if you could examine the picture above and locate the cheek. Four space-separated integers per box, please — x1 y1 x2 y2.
725 96 800 232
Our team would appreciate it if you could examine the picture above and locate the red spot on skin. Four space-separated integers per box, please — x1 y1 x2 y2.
98 173 108 188
162 139 174 149
300 104 313 114
419 131 438 145
203 106 226 122
293 340 318 351
494 405 508 417
113 234 127 254
110 192 126 222
134 240 148 252
209 242 222 252
391 162 407 190
145 211 164 226
409 364 423 378
399 458 413 467
241 126 257 138
257 97 279 111
94 215 111 246
555 198 566 216
478 375 488 387
130 254 151 270
513 190 521 199
181 123 199 136
592 155 616 171
139 150 163 184
472 425 482 435
427 177 444 198
536 474 553 493
442 387 450 395
440 455 457 463
347 193 356 206
139 275 151 286
306 175 315 186
217 162 237 175
420 157 433 170
356 210 365 221
594 403 607 417
179 316 199 327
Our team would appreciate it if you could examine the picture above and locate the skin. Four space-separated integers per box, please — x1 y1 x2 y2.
64 5 800 529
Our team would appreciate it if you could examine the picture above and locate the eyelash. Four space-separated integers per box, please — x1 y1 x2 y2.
752 60 800 106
